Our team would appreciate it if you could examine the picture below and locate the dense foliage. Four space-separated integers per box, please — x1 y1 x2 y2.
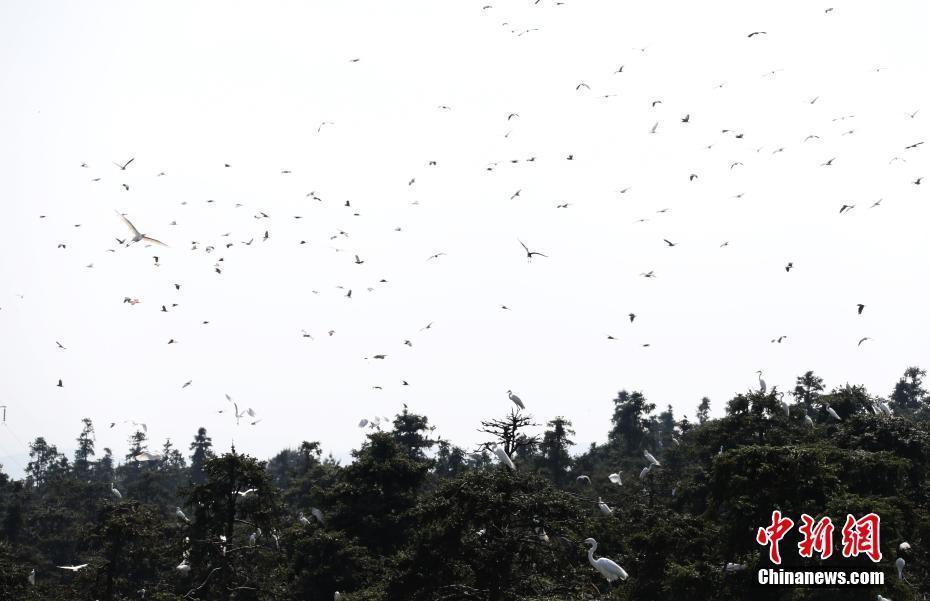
2 371 929 600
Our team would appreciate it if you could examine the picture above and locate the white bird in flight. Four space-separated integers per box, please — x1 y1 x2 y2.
57 564 88 572
115 211 167 247
494 446 516 470
584 538 628 582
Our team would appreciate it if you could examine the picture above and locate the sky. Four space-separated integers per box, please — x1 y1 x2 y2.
0 0 928 477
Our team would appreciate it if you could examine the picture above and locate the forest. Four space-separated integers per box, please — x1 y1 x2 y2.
1 368 929 601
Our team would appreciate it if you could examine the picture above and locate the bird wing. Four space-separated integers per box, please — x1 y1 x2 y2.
141 235 168 247
122 158 135 169
116 211 141 237
518 240 530 253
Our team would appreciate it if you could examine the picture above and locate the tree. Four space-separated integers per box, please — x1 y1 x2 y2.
793 370 825 410
538 417 575 486
608 390 655 454
890 366 928 417
189 427 214 485
327 432 431 555
73 418 96 477
696 397 711 424
26 437 68 486
391 404 435 460
478 409 539 456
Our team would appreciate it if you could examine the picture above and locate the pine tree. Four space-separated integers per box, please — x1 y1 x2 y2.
73 418 96 477
189 427 213 485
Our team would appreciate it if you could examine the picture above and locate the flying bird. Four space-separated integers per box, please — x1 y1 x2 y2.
857 303 865 314
113 157 135 170
747 31 767 37
115 211 167 247
494 446 516 470
518 240 547 261
858 337 872 347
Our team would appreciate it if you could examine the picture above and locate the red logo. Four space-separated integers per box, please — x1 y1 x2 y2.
756 510 794 564
840 513 882 562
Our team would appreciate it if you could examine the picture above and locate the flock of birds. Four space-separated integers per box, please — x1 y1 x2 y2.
4 2 928 597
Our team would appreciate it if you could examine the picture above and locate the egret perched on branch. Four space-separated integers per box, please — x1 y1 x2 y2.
777 392 789 418
507 390 525 409
608 473 622 486
111 483 122 499
825 403 841 421
298 512 312 526
175 507 190 523
494 445 516 470
756 370 767 393
597 497 613 516
900 541 911 551
644 450 661 466
640 464 653 479
803 412 814 429
896 557 905 580
28 569 35 585
584 538 628 582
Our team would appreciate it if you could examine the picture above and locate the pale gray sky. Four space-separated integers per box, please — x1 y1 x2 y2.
1 0 928 476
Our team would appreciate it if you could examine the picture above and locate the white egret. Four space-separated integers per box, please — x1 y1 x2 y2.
494 446 516 470
176 560 190 574
803 412 814 429
899 541 911 551
249 532 257 547
640 465 653 479
236 488 257 497
310 507 325 525
576 475 591 485
57 564 88 572
777 392 789 418
111 483 122 499
608 473 622 486
724 562 746 573
28 569 35 585
115 211 167 246
334 592 343 601
597 497 613 516
895 556 905 580
298 512 312 526
134 451 163 462
644 450 661 466
825 404 841 421
507 390 525 410
877 595 891 601
175 507 190 523
756 370 767 393
584 538 628 582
